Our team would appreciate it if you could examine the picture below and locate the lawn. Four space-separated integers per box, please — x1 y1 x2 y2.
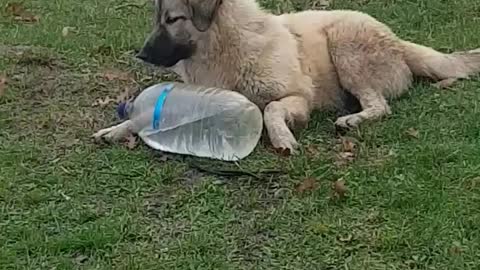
1 0 480 269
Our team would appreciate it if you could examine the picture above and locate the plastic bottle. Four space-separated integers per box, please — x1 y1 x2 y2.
117 82 263 161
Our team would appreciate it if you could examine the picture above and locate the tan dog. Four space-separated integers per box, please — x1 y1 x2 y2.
93 0 480 153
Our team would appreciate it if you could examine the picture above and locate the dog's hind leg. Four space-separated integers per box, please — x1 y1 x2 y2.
334 88 391 128
329 47 411 128
327 22 413 128
263 96 311 153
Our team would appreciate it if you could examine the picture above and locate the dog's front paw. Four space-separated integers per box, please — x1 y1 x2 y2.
92 121 132 143
268 128 299 156
335 114 363 129
92 127 118 143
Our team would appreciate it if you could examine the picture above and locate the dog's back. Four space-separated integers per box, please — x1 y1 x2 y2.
279 9 480 99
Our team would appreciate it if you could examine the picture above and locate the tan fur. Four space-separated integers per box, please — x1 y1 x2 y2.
93 0 480 153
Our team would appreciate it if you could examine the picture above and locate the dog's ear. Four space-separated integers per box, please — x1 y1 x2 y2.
188 0 222 32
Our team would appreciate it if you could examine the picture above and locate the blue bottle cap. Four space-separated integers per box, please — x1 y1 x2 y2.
117 101 129 120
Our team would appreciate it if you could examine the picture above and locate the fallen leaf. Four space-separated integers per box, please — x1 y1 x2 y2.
406 128 419 139
92 96 116 107
295 178 318 194
124 134 138 149
334 137 358 166
6 2 39 23
341 136 357 152
62 26 76 37
332 178 347 199
0 76 6 97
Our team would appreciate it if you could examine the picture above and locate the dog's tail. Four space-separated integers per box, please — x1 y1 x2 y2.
402 41 480 81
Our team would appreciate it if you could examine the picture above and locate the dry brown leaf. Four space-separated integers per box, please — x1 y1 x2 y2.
92 96 116 107
0 76 7 97
295 178 318 194
340 136 357 152
124 134 138 150
406 128 419 139
332 178 347 199
6 2 39 23
334 137 358 166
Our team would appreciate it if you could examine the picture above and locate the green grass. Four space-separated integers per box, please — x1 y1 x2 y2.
1 0 480 269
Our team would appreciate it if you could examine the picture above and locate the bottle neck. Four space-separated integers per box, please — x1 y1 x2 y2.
117 101 132 120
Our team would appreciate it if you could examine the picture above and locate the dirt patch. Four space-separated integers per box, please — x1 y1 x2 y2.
1 45 176 151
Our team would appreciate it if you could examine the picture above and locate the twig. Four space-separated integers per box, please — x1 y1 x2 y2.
151 151 286 180
187 162 284 180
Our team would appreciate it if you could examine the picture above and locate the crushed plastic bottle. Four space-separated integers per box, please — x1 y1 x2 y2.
117 82 263 161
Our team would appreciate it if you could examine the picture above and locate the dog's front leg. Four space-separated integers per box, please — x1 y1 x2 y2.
92 120 134 143
263 96 311 154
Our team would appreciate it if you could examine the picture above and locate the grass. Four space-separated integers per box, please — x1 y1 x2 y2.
1 0 480 269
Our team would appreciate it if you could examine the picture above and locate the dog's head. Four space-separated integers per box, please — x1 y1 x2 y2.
136 0 222 67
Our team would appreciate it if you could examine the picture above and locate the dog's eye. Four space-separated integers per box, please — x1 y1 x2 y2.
165 16 186 25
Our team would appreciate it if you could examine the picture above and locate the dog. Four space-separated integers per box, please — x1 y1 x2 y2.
93 0 480 154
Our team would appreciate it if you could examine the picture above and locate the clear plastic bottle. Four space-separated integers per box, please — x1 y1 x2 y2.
117 82 263 161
